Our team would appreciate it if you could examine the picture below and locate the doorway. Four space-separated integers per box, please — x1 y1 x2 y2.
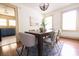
0 3 18 46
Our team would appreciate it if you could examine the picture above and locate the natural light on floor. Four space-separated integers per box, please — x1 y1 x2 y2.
61 44 76 56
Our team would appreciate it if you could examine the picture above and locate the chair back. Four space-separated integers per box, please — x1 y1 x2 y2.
55 30 60 43
18 32 35 47
51 30 60 43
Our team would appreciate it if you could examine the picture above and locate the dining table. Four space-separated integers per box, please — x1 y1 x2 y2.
25 30 54 56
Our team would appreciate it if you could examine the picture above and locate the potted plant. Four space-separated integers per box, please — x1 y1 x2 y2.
40 17 47 32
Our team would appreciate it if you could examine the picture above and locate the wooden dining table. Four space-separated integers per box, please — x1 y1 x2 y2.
25 30 53 56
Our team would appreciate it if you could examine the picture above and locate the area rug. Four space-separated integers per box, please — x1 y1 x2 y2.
16 42 63 56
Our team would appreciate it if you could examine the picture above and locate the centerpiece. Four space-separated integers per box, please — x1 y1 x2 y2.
39 17 47 32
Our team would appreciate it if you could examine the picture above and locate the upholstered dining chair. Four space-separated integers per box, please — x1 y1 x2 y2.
17 32 36 56
43 30 61 51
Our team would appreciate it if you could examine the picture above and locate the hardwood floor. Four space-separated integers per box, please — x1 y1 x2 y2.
0 42 21 56
60 38 79 56
0 38 79 56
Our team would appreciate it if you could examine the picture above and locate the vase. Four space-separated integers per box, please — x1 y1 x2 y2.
39 27 46 32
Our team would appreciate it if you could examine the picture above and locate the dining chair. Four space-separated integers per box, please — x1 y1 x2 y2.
17 32 36 56
43 30 61 52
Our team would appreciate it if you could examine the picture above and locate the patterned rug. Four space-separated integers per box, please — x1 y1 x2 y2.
16 42 63 56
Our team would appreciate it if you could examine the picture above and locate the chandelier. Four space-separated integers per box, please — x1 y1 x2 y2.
39 3 49 11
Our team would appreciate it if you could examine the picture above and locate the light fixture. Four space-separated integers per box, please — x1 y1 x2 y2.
39 3 49 11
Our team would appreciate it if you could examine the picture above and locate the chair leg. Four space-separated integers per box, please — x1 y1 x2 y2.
26 47 30 56
20 45 24 56
16 49 20 56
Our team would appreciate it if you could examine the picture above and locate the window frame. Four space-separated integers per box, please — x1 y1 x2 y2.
0 14 16 28
0 18 8 28
0 4 16 28
61 9 77 31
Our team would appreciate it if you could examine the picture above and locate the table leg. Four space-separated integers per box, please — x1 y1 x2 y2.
37 35 43 56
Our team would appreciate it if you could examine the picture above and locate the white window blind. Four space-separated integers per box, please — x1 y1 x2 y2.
62 10 77 30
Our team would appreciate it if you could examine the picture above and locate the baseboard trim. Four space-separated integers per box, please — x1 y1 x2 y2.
60 36 79 40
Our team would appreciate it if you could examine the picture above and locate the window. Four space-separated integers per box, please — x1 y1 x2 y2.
0 18 7 26
62 10 77 30
0 4 16 28
45 16 52 30
9 20 16 26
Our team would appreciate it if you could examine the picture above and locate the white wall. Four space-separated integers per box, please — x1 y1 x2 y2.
14 3 79 39
14 4 42 32
46 4 79 39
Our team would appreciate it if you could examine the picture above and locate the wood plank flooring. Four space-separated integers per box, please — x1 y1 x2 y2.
60 38 79 56
0 37 79 56
0 42 21 56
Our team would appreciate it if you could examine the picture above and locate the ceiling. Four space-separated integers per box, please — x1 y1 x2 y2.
14 3 73 13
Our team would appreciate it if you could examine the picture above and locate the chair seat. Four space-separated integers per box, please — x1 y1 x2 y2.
43 37 57 47
43 38 52 45
17 32 36 56
44 38 51 43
